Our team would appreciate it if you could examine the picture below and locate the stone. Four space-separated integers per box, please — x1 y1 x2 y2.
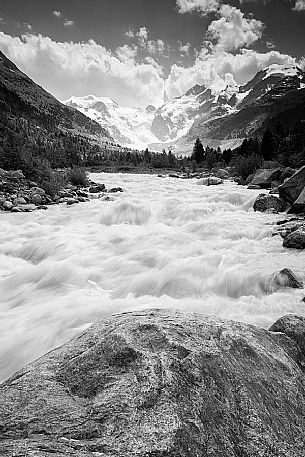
283 228 305 249
279 165 305 205
12 197 27 206
6 169 25 180
197 177 223 186
30 187 45 197
270 268 303 289
66 198 79 205
288 186 305 214
250 168 282 189
31 194 43 205
247 184 261 189
270 314 305 357
108 187 124 193
11 206 22 213
76 190 88 198
1 309 305 457
58 190 74 198
77 196 89 203
2 200 13 211
89 184 106 193
279 167 296 183
253 193 285 213
215 169 230 179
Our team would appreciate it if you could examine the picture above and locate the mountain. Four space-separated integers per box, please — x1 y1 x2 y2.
63 95 159 149
63 63 305 155
173 64 305 154
0 50 113 148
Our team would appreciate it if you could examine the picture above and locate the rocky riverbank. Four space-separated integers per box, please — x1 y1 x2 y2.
0 168 123 213
1 308 305 456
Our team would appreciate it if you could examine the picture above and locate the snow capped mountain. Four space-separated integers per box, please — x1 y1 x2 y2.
63 95 159 149
63 64 305 155
182 63 305 153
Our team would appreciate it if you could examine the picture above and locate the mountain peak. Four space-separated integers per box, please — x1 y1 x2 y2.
263 63 302 80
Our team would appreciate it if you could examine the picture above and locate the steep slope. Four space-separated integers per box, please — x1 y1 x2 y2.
63 95 158 149
1 309 305 456
0 51 112 144
184 64 305 145
151 82 238 145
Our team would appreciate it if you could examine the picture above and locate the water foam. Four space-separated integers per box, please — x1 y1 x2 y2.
0 174 304 381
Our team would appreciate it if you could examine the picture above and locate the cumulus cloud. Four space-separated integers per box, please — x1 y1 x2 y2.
176 0 220 14
0 32 164 108
64 20 75 27
125 27 167 56
52 10 61 18
293 0 305 11
207 4 264 51
164 48 296 99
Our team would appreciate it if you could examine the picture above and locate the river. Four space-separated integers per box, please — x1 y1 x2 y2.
0 173 304 382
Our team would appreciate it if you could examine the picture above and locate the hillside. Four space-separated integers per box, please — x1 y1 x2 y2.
0 50 112 141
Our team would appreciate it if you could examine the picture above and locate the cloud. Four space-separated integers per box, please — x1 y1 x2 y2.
125 30 135 38
147 39 165 54
125 27 167 56
179 42 192 55
293 0 305 11
176 0 220 14
266 40 276 49
52 10 61 18
64 20 75 27
207 4 264 51
136 27 149 46
116 44 138 62
0 32 164 109
164 48 296 99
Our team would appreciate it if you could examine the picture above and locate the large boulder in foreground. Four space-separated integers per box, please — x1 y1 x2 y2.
250 168 282 189
1 309 305 456
279 165 305 205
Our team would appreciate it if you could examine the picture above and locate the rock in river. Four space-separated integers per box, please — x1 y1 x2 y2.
279 165 305 205
253 193 285 213
1 309 305 456
283 227 305 249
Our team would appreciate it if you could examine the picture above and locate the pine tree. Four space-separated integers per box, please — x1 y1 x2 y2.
191 138 205 164
261 129 274 161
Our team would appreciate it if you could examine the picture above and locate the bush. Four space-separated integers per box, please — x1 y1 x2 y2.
41 171 67 197
67 167 89 186
235 154 262 180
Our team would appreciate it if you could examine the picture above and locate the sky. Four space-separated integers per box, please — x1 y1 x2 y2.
0 0 305 108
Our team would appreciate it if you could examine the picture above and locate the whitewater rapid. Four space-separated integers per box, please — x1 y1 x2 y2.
1 173 304 381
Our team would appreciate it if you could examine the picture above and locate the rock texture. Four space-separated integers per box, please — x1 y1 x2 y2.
270 314 305 357
288 186 305 214
253 193 285 213
279 165 305 205
269 268 303 289
250 168 282 189
283 227 305 249
1 309 305 456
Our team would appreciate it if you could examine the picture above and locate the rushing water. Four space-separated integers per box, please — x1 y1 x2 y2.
0 173 304 381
